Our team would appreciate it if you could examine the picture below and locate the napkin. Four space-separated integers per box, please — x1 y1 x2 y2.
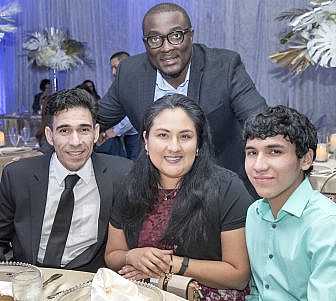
0 281 12 296
90 268 147 301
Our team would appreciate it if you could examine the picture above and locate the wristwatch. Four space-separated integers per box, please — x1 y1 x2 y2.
177 257 189 275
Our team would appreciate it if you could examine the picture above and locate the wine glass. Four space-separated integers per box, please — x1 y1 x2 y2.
8 127 20 147
21 126 31 146
12 270 43 301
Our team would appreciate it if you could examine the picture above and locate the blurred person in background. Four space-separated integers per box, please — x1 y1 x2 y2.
32 79 51 114
97 52 140 160
79 80 101 101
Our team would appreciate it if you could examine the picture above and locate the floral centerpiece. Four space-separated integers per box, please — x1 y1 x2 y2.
270 0 336 75
23 27 90 71
0 1 21 42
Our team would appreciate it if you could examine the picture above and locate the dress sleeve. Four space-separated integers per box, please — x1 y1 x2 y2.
218 173 254 231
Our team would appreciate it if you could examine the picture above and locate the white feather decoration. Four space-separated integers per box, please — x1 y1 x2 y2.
0 1 21 42
307 21 336 67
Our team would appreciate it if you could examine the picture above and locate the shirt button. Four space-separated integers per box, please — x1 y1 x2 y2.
272 223 276 229
265 284 270 289
269 254 273 259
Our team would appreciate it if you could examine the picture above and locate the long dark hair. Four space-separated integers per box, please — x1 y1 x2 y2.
121 94 219 253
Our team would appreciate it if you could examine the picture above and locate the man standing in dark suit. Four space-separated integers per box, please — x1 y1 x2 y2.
0 88 132 272
98 3 267 196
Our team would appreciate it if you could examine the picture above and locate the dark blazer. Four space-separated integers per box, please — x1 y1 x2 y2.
0 152 132 272
98 43 267 193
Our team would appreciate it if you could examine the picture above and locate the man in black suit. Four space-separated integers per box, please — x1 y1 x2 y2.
98 3 267 196
0 88 132 272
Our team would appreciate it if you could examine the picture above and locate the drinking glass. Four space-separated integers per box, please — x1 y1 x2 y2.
316 132 329 162
12 270 42 301
21 127 31 146
8 127 20 147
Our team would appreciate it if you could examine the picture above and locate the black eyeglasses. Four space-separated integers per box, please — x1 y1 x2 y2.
143 28 192 49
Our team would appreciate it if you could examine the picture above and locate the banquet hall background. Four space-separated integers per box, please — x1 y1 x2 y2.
0 0 335 132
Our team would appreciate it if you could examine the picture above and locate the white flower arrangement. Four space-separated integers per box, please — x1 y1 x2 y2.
270 0 336 75
0 1 21 42
23 27 91 71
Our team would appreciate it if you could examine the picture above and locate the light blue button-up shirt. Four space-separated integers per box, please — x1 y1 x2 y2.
154 63 191 101
246 178 336 301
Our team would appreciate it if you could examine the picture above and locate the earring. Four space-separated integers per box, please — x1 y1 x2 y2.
145 144 149 155
196 148 199 156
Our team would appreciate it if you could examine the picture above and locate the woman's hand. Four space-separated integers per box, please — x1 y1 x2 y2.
125 247 173 278
118 265 150 281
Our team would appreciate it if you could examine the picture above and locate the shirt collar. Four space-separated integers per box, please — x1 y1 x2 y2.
156 62 191 91
257 177 313 220
280 177 313 217
51 152 93 186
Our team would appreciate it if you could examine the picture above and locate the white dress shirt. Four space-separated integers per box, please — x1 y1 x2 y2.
38 153 100 266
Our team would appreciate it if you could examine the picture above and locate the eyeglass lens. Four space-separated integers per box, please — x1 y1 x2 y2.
146 30 188 49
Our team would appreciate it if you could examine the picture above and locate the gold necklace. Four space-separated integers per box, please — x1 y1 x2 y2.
160 188 179 201
159 183 180 201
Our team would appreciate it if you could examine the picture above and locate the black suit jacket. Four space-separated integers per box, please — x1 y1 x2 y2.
0 152 132 272
98 44 267 194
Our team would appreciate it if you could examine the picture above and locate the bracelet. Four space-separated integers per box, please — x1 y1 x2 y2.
177 256 189 275
169 254 173 274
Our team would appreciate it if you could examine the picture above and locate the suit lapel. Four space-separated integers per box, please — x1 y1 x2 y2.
188 45 205 103
30 153 52 263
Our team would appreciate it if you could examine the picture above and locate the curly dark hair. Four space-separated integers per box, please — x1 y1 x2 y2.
44 88 97 128
119 94 219 255
242 105 317 174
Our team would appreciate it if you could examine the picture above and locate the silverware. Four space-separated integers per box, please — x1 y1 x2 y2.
47 279 92 299
42 273 63 288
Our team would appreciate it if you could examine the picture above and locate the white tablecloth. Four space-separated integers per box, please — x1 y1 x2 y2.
309 159 336 194
41 268 186 301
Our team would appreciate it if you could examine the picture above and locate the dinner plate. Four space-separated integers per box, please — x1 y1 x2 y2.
311 163 333 175
0 262 41 297
56 280 163 301
0 147 33 156
0 262 41 282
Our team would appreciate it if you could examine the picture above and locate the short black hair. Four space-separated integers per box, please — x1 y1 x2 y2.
142 3 192 34
110 51 129 62
45 88 97 128
40 79 51 91
243 105 317 174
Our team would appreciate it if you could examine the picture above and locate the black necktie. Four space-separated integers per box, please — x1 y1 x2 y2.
43 174 80 267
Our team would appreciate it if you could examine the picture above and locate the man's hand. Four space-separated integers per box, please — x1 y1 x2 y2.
96 128 117 145
106 128 117 138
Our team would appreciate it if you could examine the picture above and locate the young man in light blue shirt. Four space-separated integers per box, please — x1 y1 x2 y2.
243 105 336 301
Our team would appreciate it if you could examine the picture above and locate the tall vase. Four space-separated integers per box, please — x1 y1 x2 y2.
49 68 58 92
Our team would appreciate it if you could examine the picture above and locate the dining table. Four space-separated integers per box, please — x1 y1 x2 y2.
309 158 336 201
0 264 187 300
42 267 187 300
0 146 42 178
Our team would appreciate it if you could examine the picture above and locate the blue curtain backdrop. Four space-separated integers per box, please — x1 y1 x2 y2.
0 0 335 130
